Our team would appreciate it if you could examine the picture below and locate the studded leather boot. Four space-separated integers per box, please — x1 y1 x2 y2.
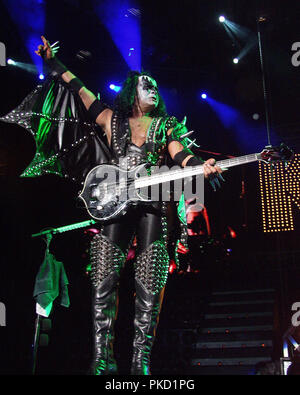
89 233 127 375
89 271 119 375
130 278 165 375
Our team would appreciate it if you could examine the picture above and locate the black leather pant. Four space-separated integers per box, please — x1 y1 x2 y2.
89 203 170 375
102 203 166 257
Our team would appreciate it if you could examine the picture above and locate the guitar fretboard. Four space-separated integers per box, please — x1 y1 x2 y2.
135 153 259 188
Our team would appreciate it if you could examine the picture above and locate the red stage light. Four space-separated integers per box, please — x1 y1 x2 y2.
168 260 177 274
177 242 189 254
228 226 237 238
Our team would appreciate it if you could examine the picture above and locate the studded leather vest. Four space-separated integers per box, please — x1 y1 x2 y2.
114 142 146 170
109 110 178 168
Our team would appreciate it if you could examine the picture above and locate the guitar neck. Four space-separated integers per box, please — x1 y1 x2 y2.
215 153 259 170
135 153 259 188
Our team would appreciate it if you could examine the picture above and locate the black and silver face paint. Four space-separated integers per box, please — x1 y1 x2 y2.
136 75 159 108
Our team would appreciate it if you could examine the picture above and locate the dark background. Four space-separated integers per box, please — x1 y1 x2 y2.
0 0 299 375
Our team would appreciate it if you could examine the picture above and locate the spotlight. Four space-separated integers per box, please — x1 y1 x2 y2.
109 84 121 93
201 93 207 99
39 73 44 80
233 58 239 64
219 16 226 23
7 59 16 65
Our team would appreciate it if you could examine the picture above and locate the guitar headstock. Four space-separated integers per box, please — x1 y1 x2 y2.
258 143 294 164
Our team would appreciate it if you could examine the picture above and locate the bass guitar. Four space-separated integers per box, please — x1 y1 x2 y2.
79 144 293 221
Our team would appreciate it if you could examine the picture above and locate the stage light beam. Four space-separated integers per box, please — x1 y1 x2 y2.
220 17 257 62
93 1 141 70
3 0 45 77
6 59 41 76
219 16 226 23
202 95 270 152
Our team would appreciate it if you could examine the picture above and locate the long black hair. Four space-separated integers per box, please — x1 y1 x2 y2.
113 70 168 118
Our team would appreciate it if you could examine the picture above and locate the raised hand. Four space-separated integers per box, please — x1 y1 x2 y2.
35 35 60 59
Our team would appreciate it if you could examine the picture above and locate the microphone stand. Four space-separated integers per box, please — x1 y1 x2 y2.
30 219 97 374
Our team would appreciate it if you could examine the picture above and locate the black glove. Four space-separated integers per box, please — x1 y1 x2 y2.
40 46 68 75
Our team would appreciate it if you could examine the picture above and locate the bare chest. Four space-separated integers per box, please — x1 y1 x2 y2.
129 117 153 147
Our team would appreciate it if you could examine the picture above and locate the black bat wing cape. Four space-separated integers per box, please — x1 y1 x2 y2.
0 74 111 184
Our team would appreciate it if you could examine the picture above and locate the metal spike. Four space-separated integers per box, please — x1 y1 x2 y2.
181 116 187 125
187 139 200 149
50 41 59 48
180 130 194 139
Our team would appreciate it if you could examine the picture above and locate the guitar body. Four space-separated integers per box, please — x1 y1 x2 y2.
78 163 151 221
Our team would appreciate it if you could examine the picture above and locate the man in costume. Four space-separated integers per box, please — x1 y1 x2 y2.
1 36 223 375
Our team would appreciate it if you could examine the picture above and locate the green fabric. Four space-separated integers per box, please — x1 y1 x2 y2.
21 80 63 178
36 81 55 149
33 251 70 313
177 193 187 225
21 151 62 178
